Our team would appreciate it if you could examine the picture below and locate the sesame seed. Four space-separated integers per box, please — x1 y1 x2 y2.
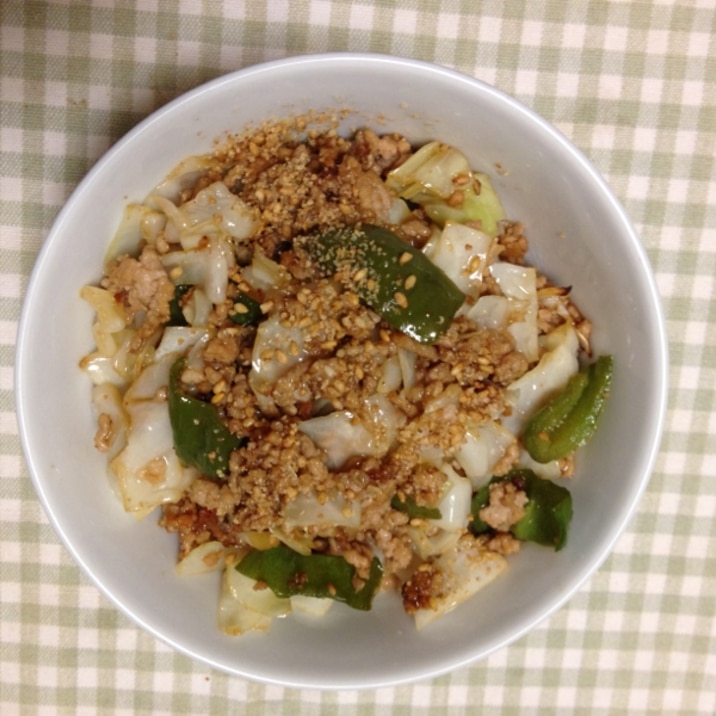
447 190 465 207
275 350 288 364
394 291 408 309
211 393 225 404
404 274 417 290
353 267 368 282
168 266 183 280
260 300 274 314
398 252 413 265
233 302 249 314
288 340 300 356
468 256 482 274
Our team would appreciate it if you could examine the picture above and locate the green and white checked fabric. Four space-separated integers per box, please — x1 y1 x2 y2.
1 1 715 713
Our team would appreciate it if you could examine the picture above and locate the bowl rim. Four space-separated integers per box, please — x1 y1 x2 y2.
15 52 669 689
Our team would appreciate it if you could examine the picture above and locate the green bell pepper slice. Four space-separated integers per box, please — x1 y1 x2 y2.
168 357 246 479
298 224 465 344
523 354 613 463
229 292 263 326
390 493 441 520
470 469 573 551
236 544 383 611
168 284 192 327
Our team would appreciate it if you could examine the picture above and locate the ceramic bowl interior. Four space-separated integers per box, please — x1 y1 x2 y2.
16 54 667 689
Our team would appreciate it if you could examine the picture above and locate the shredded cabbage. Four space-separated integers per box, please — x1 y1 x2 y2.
248 315 308 414
397 347 417 393
502 323 580 435
181 287 213 327
160 237 235 304
241 250 290 291
377 354 403 394
176 541 245 576
388 197 412 224
430 465 473 532
153 181 257 250
109 351 197 517
91 383 128 461
153 326 210 362
491 262 538 361
109 330 156 384
103 204 155 269
407 526 462 561
122 351 174 402
80 286 127 358
455 421 515 489
110 398 197 517
413 537 508 630
386 141 472 201
516 448 565 480
387 141 506 235
148 154 215 204
80 353 125 387
218 564 291 635
424 222 493 299
282 492 361 529
298 395 406 469
269 526 314 556
290 594 334 617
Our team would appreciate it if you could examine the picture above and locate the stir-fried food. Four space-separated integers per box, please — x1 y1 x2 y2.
80 115 612 633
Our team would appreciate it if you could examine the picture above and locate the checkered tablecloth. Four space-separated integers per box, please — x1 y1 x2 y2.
1 1 714 713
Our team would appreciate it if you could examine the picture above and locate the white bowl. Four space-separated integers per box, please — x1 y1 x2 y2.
16 54 667 689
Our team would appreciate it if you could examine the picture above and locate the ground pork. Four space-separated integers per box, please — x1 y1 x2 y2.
479 481 529 532
102 245 175 347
